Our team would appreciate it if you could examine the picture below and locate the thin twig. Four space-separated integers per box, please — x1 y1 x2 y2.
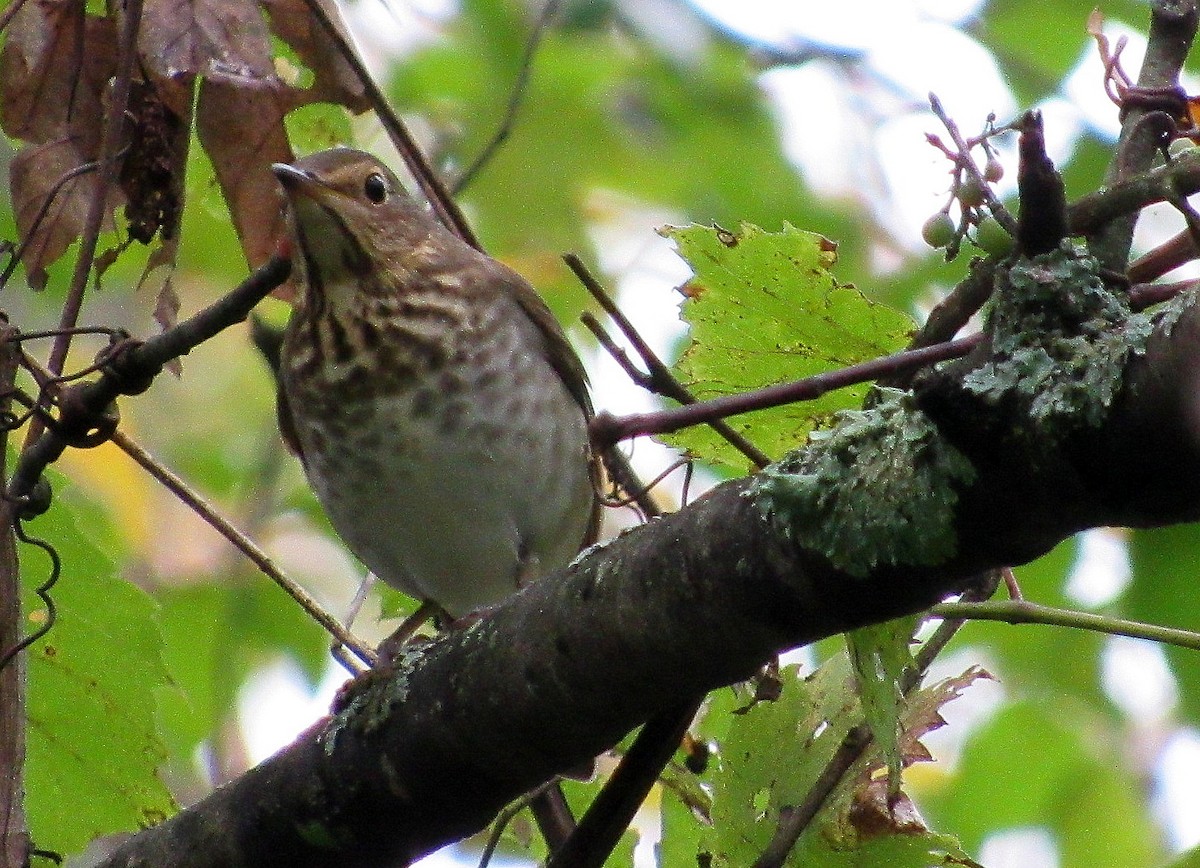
750 573 1000 867
109 429 375 661
928 93 1018 236
293 0 477 248
590 335 981 447
454 0 561 194
751 725 873 868
39 0 141 386
932 598 1200 652
547 699 701 868
8 255 291 500
566 254 771 467
0 158 98 290
1091 0 1199 270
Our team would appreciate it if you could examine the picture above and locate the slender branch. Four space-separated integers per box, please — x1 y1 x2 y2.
453 0 560 194
0 159 98 290
1070 146 1200 238
566 253 772 466
749 573 1000 867
547 699 700 868
900 258 996 353
293 0 477 248
589 335 981 447
751 725 873 868
928 93 1017 236
0 324 28 868
932 598 1200 651
1090 0 1199 269
9 255 291 500
108 429 374 661
39 0 141 385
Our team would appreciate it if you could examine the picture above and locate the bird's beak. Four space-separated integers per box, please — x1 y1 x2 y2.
272 163 332 205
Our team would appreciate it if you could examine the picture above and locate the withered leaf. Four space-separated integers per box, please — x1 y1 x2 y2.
10 140 122 290
261 0 369 111
138 0 278 101
196 78 294 282
0 0 121 286
0 0 115 147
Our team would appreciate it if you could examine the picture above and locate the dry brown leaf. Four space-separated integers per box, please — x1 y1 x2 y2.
196 78 294 286
138 0 278 114
0 0 115 146
0 0 121 286
848 778 927 838
262 0 369 111
9 140 121 290
897 665 993 764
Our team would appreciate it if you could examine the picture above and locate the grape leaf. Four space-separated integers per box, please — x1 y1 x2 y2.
662 223 915 472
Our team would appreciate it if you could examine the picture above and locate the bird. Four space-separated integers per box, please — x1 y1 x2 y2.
271 146 598 622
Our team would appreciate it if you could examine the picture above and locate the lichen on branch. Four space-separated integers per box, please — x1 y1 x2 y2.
748 387 976 578
961 241 1154 438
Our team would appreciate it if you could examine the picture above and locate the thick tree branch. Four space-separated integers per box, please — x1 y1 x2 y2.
1090 0 1198 269
93 288 1200 867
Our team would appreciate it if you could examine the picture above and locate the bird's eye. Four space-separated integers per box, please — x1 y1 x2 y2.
363 173 389 204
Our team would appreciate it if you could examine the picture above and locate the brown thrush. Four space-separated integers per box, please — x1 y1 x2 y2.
272 147 598 619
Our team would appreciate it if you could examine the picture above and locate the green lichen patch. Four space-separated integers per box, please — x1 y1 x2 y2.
749 388 976 577
961 242 1154 434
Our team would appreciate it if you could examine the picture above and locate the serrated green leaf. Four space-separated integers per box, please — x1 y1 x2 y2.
847 613 921 799
698 658 981 867
23 477 176 856
661 223 915 471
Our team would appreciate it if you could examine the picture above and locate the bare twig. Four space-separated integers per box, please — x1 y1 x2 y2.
751 725 873 868
38 0 142 388
293 0 477 248
9 255 292 500
928 93 1018 236
0 325 27 867
0 158 98 290
932 598 1200 651
1091 0 1199 270
566 254 771 468
454 0 561 194
750 573 1001 867
548 699 701 868
109 429 375 661
590 335 980 448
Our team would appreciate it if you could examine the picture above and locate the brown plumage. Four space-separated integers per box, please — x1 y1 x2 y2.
273 147 598 617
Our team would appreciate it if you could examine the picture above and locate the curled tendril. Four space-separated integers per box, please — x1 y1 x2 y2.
597 455 694 517
0 516 61 672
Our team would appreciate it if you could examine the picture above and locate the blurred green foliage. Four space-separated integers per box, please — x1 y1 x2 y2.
6 0 1199 864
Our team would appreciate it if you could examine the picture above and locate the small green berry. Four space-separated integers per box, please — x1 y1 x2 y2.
974 215 1014 257
958 175 985 208
922 212 956 249
983 157 1004 183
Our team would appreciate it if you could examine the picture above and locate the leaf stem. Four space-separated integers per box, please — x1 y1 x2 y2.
932 598 1200 651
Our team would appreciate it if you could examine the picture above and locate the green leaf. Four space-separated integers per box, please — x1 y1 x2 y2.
23 478 176 856
696 658 981 867
846 613 921 798
661 223 915 471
